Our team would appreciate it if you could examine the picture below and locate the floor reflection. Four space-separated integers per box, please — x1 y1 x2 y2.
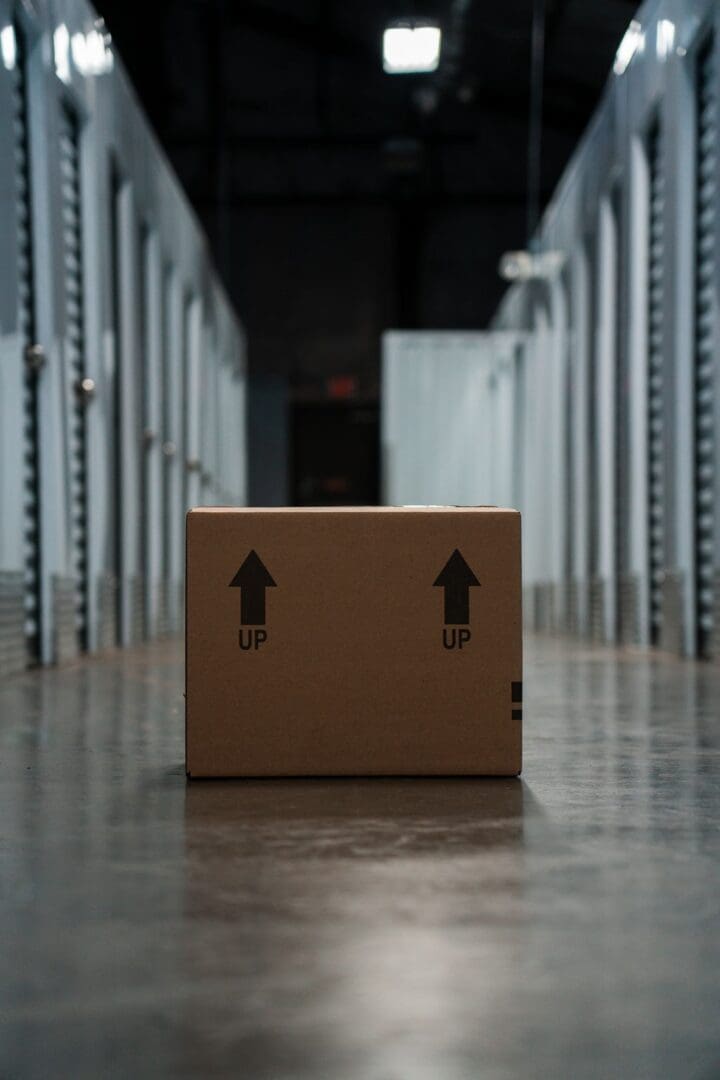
0 635 719 1079
184 776 526 854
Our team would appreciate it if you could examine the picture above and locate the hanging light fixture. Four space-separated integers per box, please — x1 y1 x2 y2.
382 20 442 74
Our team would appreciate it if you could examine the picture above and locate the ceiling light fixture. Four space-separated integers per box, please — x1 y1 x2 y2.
613 19 643 76
383 21 441 74
54 23 71 83
71 28 113 76
498 250 566 283
656 19 675 61
1 24 16 70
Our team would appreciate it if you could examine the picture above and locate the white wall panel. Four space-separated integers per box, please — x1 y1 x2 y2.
382 331 527 510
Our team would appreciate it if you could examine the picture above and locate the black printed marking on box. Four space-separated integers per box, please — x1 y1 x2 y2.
433 549 480 624
512 709 522 721
512 681 523 703
239 628 269 650
229 550 277 625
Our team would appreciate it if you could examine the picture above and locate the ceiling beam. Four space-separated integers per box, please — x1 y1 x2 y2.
224 1 372 64
191 190 550 209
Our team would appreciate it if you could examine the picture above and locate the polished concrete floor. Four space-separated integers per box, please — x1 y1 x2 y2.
1 636 719 1079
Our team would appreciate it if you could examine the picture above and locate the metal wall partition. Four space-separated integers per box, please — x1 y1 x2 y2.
383 0 720 661
381 331 529 507
0 0 246 674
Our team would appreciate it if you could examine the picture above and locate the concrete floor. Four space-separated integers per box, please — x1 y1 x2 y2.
0 637 719 1079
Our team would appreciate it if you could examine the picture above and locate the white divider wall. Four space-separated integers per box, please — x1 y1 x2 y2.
381 331 527 509
382 327 575 629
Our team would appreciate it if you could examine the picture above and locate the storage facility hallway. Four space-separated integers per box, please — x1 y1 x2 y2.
2 0 720 1076
2 636 719 1077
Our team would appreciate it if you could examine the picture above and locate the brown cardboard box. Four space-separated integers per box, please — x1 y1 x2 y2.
185 507 522 777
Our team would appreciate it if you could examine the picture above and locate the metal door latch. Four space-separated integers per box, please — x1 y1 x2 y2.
24 343 46 373
75 376 96 403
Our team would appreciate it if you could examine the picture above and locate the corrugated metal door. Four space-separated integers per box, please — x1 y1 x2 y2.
694 36 716 658
182 294 192 514
563 271 574 607
141 230 162 637
512 343 525 524
59 103 89 653
586 233 600 632
138 223 149 639
647 118 664 646
13 24 42 665
612 182 629 640
109 163 123 645
161 265 174 632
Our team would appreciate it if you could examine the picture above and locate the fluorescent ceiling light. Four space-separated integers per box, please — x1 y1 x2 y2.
383 24 441 74
656 19 675 60
498 250 566 282
71 28 113 75
613 19 642 75
1 24 17 70
54 23 71 83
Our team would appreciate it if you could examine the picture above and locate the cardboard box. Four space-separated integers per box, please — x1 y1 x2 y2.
185 507 522 777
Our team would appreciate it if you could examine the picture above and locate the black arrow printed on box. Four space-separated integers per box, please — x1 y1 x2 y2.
433 549 480 624
229 548 480 628
229 550 277 625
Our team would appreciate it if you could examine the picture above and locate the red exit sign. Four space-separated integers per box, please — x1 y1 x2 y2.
326 375 358 400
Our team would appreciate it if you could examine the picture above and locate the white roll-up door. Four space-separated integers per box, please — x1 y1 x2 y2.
13 25 42 666
59 104 89 652
161 266 173 630
586 234 599 596
694 36 716 658
612 182 627 640
646 119 665 646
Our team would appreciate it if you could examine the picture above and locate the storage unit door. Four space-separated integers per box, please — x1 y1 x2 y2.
9 24 42 670
160 267 174 633
694 37 717 658
612 183 630 641
59 104 89 653
106 164 123 646
647 120 665 647
564 279 574 625
587 234 601 637
138 224 149 639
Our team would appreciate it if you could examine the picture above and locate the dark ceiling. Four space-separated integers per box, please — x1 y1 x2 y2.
98 0 638 389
